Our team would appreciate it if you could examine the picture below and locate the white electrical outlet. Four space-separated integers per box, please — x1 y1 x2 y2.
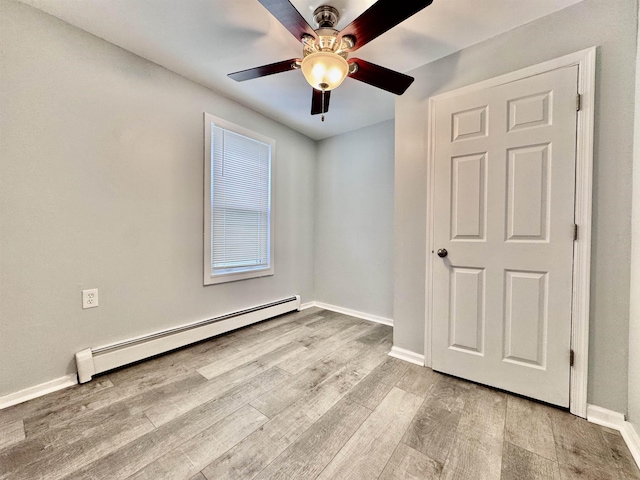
82 288 99 309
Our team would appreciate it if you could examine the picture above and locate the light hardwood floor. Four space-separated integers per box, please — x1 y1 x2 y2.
1 308 638 479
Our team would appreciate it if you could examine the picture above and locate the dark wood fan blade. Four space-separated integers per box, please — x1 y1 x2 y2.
228 59 301 82
257 0 317 42
311 88 331 115
339 0 434 51
348 58 414 95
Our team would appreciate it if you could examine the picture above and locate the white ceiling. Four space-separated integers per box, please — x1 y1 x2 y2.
22 0 584 140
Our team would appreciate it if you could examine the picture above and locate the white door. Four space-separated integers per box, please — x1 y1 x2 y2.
431 66 578 407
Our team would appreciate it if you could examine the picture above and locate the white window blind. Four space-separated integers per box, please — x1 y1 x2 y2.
209 122 272 278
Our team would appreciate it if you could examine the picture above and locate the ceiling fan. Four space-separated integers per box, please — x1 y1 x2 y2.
228 0 434 120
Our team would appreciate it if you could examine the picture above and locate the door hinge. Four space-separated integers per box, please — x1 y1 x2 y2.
573 224 578 241
576 94 581 111
570 349 575 367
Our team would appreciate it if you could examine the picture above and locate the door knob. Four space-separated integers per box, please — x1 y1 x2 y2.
437 248 448 258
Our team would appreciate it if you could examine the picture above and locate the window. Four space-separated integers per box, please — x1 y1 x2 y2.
204 113 274 285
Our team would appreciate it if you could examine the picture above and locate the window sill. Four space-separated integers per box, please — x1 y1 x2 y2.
204 266 274 285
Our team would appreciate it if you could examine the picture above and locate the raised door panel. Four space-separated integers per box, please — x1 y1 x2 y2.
452 106 488 142
506 144 551 242
449 267 485 355
451 153 487 241
503 270 548 369
508 92 551 132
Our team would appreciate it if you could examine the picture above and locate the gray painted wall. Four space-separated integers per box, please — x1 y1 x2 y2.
0 1 316 397
629 0 640 432
314 121 395 320
394 0 637 412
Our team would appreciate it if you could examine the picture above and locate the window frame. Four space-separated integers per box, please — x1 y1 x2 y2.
203 113 275 285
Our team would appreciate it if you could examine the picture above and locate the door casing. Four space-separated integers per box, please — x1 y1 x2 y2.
424 47 596 418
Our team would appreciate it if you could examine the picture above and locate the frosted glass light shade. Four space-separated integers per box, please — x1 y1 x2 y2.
301 52 349 91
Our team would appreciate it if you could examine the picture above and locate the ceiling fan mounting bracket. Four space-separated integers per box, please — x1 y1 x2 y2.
313 5 340 29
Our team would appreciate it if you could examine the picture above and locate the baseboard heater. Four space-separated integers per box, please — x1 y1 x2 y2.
75 295 300 383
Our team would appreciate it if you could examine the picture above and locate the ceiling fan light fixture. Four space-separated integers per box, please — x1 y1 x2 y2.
300 52 349 91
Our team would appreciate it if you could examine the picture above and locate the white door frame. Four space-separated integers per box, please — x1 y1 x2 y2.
424 47 596 418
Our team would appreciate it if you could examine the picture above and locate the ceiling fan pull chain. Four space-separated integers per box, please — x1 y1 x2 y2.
321 84 327 122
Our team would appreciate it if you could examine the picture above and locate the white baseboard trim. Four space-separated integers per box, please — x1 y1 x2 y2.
388 346 425 366
587 404 640 468
299 301 315 310
587 404 626 430
310 301 393 326
0 374 78 410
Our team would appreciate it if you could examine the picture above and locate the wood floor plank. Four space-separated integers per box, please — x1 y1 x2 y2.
1 413 155 480
292 321 347 348
402 375 466 465
505 395 557 461
315 387 423 480
602 431 640 479
395 365 440 398
287 313 371 349
253 314 298 332
249 384 305 419
346 357 410 410
201 363 370 480
22 371 206 438
128 405 268 480
440 384 507 480
0 419 24 451
63 367 289 480
248 327 387 420
0 402 159 474
292 314 326 327
352 324 392 345
378 443 443 480
253 398 371 480
107 341 240 387
146 343 306 427
228 320 309 352
254 308 324 332
144 356 295 427
25 344 236 434
598 424 623 437
0 377 114 425
276 322 378 375
349 334 393 371
303 312 364 333
288 340 369 391
196 325 312 379
551 408 624 480
501 441 560 480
